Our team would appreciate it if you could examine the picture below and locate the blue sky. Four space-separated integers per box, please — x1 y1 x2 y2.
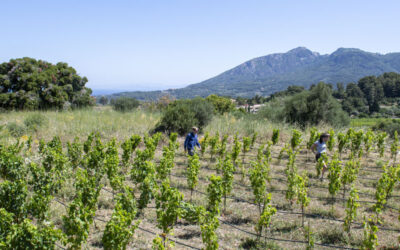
1 0 400 91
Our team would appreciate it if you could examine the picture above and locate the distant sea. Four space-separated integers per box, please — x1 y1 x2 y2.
91 89 129 96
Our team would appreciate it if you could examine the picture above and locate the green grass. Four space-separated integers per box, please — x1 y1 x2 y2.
350 118 389 127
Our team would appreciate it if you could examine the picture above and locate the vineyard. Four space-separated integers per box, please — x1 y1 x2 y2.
0 126 400 249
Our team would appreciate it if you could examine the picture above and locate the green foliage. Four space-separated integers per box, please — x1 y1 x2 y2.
250 159 270 214
304 223 315 250
24 113 48 132
221 155 235 211
373 119 400 137
6 219 63 250
0 143 26 181
206 175 223 215
157 146 175 181
315 153 327 177
153 97 214 135
283 82 350 127
307 127 319 149
390 131 398 160
278 143 289 162
350 130 364 156
328 154 342 199
0 57 93 110
341 157 360 199
0 208 13 243
62 169 102 249
296 173 310 226
209 133 220 160
343 186 359 234
327 129 335 151
200 212 220 250
231 133 242 163
6 122 26 137
111 97 140 112
155 180 183 245
290 129 302 150
131 148 157 210
363 130 375 154
27 162 60 222
242 136 251 159
105 138 124 191
337 132 349 156
362 216 379 249
285 150 298 204
376 132 387 158
67 137 83 168
152 236 165 250
200 132 209 156
205 94 235 114
272 128 280 145
218 134 228 158
372 164 399 220
121 134 141 167
264 141 273 163
255 193 276 240
0 180 28 221
251 132 258 148
187 154 201 198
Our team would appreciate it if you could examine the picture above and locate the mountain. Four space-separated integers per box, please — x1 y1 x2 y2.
108 47 400 100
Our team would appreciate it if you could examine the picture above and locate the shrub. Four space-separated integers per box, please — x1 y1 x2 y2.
111 97 140 112
24 113 48 132
6 122 26 137
284 83 350 127
257 98 286 123
205 94 235 114
372 119 400 138
153 97 214 135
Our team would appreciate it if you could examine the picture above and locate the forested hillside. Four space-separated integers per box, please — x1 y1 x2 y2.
108 47 400 100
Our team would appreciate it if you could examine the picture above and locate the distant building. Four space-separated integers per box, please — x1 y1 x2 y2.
236 104 265 113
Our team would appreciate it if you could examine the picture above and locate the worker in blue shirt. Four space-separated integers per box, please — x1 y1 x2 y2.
184 127 201 156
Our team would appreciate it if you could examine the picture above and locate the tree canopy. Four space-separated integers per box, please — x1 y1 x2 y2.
0 57 93 110
283 82 350 127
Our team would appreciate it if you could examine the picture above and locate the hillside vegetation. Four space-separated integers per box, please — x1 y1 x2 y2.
108 47 400 100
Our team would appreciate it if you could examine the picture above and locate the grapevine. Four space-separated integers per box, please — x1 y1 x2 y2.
272 128 280 145
155 180 183 247
343 186 359 234
255 193 276 242
290 129 303 151
102 187 139 250
251 132 258 148
391 130 399 162
206 175 223 215
327 153 342 202
187 153 201 200
376 132 387 158
362 216 379 249
327 128 335 151
221 155 235 212
200 132 210 156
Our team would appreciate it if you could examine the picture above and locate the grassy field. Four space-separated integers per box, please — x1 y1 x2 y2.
0 108 399 249
0 107 303 144
350 118 389 128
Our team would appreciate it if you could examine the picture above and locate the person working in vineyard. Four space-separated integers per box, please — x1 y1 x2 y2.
310 133 330 180
184 127 201 156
